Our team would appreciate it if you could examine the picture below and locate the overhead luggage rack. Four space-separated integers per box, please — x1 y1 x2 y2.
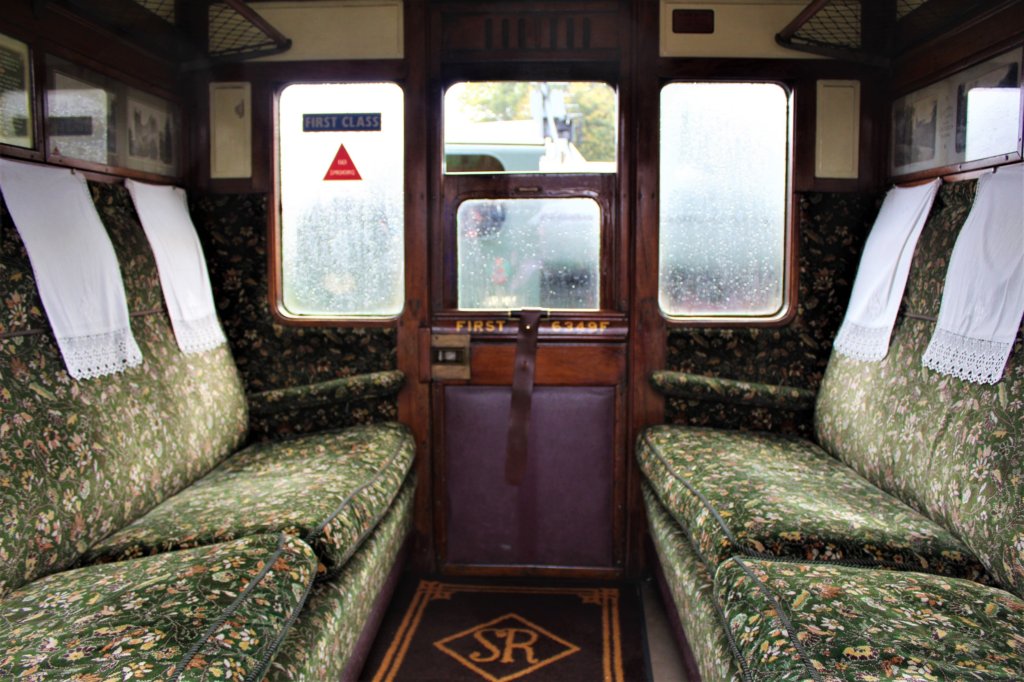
206 0 292 63
776 0 1014 66
47 0 291 67
133 0 175 24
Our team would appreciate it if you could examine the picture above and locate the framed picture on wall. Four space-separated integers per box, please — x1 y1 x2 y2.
892 94 937 169
0 32 33 148
126 94 178 176
42 54 181 178
892 48 1023 177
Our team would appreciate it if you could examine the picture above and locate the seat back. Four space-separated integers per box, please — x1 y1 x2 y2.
816 179 1024 596
0 182 247 597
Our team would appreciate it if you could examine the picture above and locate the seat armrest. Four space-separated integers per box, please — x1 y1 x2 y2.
247 370 405 417
649 370 816 411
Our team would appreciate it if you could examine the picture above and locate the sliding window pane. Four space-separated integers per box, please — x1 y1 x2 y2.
659 82 790 318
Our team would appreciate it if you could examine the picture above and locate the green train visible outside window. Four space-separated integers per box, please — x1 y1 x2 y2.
444 81 617 174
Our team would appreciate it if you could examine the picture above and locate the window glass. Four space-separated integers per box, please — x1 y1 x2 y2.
457 198 600 311
278 82 404 317
659 82 789 318
444 82 616 173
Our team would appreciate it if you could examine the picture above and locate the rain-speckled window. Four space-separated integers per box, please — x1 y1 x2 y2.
659 82 791 319
457 198 601 311
277 82 404 318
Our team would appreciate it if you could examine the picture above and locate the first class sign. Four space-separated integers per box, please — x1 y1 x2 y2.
303 113 381 132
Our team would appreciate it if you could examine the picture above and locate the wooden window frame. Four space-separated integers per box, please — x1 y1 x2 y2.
432 77 627 339
269 79 406 327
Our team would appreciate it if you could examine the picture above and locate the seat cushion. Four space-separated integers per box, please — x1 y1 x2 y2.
85 422 415 578
642 483 745 682
716 557 1024 681
638 425 986 580
0 532 316 680
267 477 415 681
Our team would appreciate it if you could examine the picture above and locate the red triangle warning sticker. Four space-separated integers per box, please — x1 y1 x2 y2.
323 144 362 181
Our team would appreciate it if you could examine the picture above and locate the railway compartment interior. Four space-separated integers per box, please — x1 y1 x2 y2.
0 0 1022 680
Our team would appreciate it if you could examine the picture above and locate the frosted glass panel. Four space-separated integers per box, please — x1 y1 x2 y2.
659 82 789 317
457 198 600 311
278 83 404 317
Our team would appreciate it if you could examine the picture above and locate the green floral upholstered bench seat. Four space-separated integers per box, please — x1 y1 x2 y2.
716 557 1024 681
0 533 317 680
85 422 415 579
644 484 744 681
268 479 414 680
639 180 1024 680
0 181 417 679
638 424 985 580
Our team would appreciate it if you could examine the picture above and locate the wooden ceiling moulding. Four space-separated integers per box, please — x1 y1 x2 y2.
439 1 621 62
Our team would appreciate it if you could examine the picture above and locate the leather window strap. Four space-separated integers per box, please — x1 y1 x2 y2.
505 310 542 485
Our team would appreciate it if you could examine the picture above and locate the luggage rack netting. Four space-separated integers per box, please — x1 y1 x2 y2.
788 0 862 50
781 0 983 62
134 0 175 24
896 0 929 19
207 2 287 59
124 0 290 62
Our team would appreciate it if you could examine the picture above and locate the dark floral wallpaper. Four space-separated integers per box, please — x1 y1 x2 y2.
665 192 880 436
9 186 872 440
189 193 398 440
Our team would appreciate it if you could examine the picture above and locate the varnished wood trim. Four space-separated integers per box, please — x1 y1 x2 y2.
627 0 665 578
892 2 1024 94
398 0 435 573
430 383 449 571
891 153 1023 185
468 343 625 385
441 564 625 580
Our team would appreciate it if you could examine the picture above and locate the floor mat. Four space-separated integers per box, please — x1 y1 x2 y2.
363 577 650 682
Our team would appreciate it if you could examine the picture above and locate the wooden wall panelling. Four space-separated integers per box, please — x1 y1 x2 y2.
0 1 180 90
628 0 663 578
400 0 435 572
433 342 628 578
893 2 1024 94
437 0 622 62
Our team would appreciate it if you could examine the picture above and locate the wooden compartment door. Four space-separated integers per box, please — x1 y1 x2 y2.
433 338 627 578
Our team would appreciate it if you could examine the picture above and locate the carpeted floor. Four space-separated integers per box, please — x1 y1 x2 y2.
362 577 650 682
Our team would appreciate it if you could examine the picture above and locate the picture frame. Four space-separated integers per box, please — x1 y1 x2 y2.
0 32 33 149
126 94 178 176
43 54 181 178
892 48 1022 176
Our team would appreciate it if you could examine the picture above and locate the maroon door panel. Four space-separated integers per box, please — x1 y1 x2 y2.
444 385 615 568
